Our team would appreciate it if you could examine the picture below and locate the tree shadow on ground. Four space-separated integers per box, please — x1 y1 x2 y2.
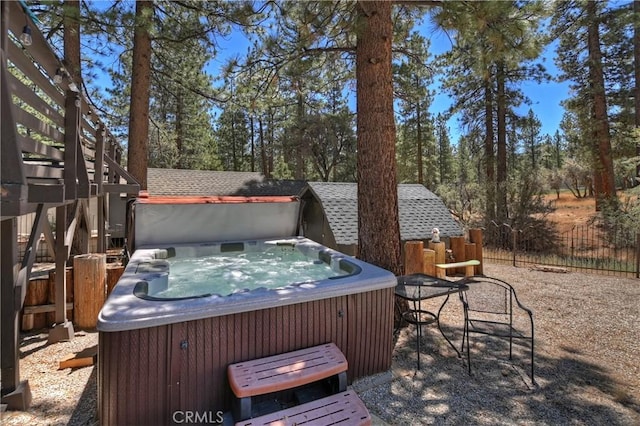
357 324 639 425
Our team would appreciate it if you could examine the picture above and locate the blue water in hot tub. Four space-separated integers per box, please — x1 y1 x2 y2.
153 246 347 298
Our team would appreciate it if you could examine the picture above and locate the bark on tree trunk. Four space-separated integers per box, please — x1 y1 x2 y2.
231 113 237 170
250 115 255 172
416 77 423 185
176 95 183 169
63 1 81 84
355 1 402 276
259 118 269 178
128 0 153 190
587 0 616 210
295 91 305 179
496 61 508 223
634 0 640 181
484 78 496 221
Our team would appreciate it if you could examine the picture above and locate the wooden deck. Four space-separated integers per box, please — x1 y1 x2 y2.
1 1 138 408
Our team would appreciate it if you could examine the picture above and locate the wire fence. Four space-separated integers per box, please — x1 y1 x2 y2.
483 221 640 278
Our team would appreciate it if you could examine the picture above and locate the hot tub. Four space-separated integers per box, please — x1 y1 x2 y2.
97 196 396 425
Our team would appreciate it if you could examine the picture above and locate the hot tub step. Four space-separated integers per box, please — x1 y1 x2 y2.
228 343 348 421
234 391 371 426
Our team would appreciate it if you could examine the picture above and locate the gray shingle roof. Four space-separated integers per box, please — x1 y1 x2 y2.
302 182 462 245
147 168 305 197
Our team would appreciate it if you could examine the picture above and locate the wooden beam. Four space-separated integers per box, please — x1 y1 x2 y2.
23 164 64 179
5 1 73 100
6 72 64 127
5 40 65 107
0 198 36 220
23 302 73 315
76 199 90 254
75 120 91 199
18 204 50 307
1 48 26 189
107 142 117 183
19 134 65 161
97 195 106 252
42 217 57 261
54 205 69 324
28 183 65 203
1 218 20 393
95 124 105 193
0 183 28 206
103 183 140 194
14 108 65 144
95 125 106 252
104 154 140 185
58 345 97 370
64 90 79 200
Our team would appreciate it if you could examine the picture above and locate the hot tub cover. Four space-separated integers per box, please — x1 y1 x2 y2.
131 195 301 249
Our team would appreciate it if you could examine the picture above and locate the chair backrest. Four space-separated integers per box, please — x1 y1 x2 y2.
462 276 513 315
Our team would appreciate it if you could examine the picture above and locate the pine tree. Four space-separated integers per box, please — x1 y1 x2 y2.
394 32 434 185
128 0 152 189
553 0 618 210
433 0 549 223
435 113 454 185
355 0 401 275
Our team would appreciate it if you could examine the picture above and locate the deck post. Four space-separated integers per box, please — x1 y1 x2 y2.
64 89 79 200
0 219 32 410
49 205 74 343
96 125 106 252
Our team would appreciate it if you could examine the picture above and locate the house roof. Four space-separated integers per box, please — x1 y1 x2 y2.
301 182 462 245
147 168 306 197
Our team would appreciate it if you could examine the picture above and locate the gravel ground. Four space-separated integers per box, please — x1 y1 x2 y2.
354 264 640 425
2 263 639 425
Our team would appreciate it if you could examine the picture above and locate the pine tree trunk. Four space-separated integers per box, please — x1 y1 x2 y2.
250 115 255 172
415 77 423 185
587 1 616 210
634 0 640 180
231 114 237 170
496 61 508 223
295 92 305 179
128 0 153 190
484 79 496 221
355 1 402 276
259 119 269 178
63 1 81 83
176 95 183 168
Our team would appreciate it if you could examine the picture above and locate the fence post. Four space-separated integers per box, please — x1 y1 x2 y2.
636 232 639 279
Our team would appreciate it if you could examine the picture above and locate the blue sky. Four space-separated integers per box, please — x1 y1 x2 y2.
208 20 569 144
86 4 569 144
418 24 570 142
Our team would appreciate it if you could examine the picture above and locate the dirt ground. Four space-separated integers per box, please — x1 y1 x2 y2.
543 190 639 234
544 192 598 234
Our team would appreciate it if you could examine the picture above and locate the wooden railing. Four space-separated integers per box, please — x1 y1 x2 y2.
1 1 139 408
1 1 138 217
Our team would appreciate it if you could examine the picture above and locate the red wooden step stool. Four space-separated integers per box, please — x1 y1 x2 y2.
227 343 348 421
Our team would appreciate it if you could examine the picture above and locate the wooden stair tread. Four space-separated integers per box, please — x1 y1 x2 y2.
228 343 347 398
234 391 371 426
